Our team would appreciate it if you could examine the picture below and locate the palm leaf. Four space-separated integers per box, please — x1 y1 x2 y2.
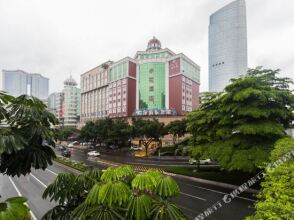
151 200 186 220
101 166 134 182
98 181 131 207
155 176 180 198
131 173 157 192
0 197 30 220
126 194 153 220
86 205 124 220
85 182 102 205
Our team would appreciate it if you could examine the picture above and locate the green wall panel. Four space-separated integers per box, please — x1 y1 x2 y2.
139 62 165 109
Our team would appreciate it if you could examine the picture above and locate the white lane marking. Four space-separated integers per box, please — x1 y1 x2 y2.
180 192 206 201
46 168 58 176
185 183 257 202
30 173 48 188
9 177 37 220
177 205 218 220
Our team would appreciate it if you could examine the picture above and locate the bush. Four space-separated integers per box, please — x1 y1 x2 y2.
54 156 87 172
247 137 294 219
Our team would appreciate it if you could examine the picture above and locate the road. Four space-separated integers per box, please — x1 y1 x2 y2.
0 148 256 220
68 147 217 168
65 148 257 219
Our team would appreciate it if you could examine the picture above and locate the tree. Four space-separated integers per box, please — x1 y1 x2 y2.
165 119 187 145
247 137 294 220
79 121 96 143
108 118 132 147
131 118 166 156
187 67 294 172
0 92 58 219
43 166 186 220
56 127 79 141
0 94 58 176
79 118 132 148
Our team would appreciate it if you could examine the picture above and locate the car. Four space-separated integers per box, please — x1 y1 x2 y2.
189 158 212 165
61 149 71 157
130 145 143 151
87 151 100 157
57 145 66 151
108 145 118 150
71 141 79 145
68 143 74 148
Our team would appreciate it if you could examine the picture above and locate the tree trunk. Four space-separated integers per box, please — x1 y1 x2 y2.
145 143 148 157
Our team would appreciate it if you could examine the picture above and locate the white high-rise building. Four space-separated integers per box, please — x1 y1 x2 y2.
2 70 49 100
209 0 248 92
63 76 80 127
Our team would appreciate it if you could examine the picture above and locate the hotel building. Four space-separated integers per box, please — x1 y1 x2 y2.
80 37 200 124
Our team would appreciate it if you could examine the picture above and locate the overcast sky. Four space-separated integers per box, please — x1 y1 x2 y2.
0 0 293 93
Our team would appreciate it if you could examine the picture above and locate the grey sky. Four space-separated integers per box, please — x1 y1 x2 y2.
0 0 293 93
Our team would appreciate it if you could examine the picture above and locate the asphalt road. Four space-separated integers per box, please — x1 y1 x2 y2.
58 148 257 220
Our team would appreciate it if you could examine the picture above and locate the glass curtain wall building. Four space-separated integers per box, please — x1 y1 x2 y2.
2 70 49 100
208 0 248 92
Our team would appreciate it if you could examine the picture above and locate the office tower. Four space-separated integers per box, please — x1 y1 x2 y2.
209 0 248 92
2 70 49 100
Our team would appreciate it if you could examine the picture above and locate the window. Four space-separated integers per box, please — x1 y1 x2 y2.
149 86 154 92
149 96 154 101
149 77 154 83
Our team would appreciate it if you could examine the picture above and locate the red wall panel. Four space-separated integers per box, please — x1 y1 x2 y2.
127 78 136 116
192 81 199 110
128 61 136 78
169 75 182 115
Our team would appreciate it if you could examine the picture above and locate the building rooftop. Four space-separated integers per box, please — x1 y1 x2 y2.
64 75 77 86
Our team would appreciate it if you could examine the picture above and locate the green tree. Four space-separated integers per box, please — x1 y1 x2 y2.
165 119 187 145
131 118 166 156
108 118 132 147
56 127 79 141
80 118 131 148
43 166 186 220
0 92 58 219
247 137 294 220
79 121 96 144
187 67 294 172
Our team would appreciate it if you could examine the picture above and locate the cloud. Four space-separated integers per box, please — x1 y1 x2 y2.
0 0 293 93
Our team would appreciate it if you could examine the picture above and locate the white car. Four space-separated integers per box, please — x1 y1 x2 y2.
130 145 143 151
87 151 100 157
67 143 74 148
189 158 212 165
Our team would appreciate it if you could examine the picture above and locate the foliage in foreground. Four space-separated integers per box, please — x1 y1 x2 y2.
0 92 58 219
0 93 58 176
0 197 30 219
247 137 294 220
187 67 294 172
43 165 186 220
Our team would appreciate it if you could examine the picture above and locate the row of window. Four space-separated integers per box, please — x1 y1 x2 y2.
81 70 108 92
137 52 170 60
109 106 127 114
212 62 225 67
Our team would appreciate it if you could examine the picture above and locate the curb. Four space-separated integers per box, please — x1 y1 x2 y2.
97 158 165 174
53 161 82 175
173 173 259 194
